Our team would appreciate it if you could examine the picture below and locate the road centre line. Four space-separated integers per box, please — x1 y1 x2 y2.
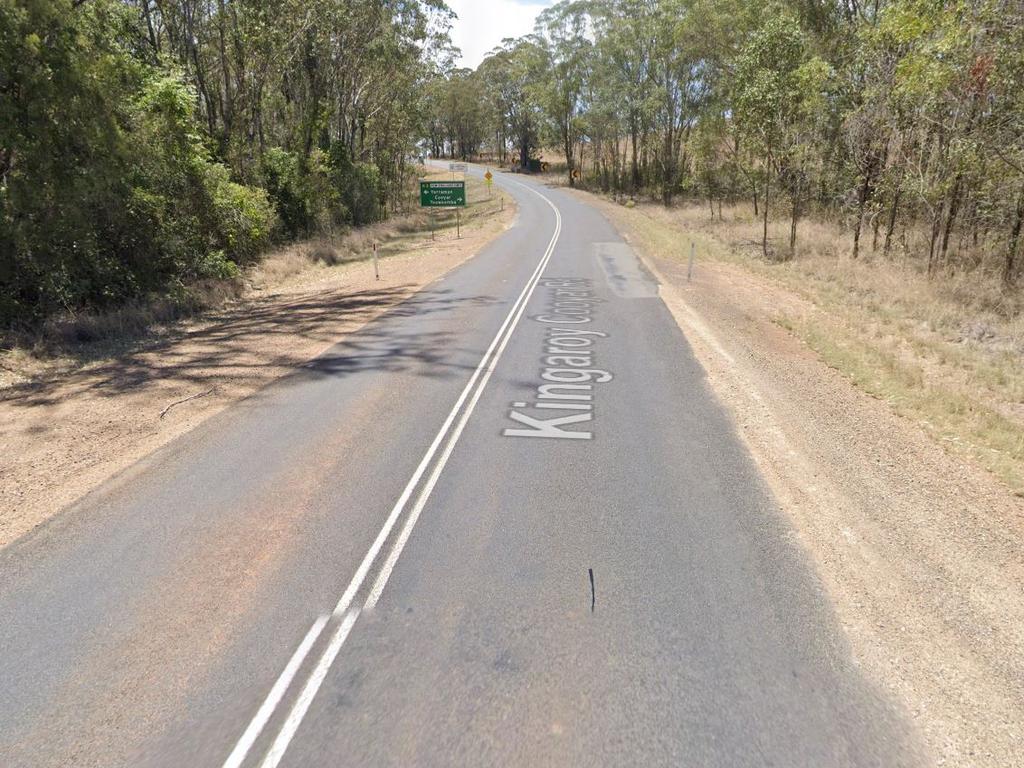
221 616 328 768
366 179 561 608
222 172 562 768
258 608 361 768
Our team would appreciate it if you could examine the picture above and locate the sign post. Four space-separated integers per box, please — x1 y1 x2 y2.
420 180 467 239
420 180 466 208
484 169 493 199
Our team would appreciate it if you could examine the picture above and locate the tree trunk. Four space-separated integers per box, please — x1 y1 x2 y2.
762 154 771 259
564 120 575 187
883 189 900 257
852 159 874 259
789 192 799 257
630 121 640 193
1004 183 1024 285
217 0 232 145
927 214 941 276
141 0 158 53
940 172 963 266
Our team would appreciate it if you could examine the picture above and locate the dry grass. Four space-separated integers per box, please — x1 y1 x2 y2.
0 169 506 389
598 196 1024 494
250 171 502 290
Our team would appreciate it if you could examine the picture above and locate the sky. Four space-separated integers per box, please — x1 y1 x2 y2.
445 0 556 69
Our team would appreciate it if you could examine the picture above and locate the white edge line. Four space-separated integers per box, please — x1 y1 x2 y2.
221 615 329 768
224 174 561 768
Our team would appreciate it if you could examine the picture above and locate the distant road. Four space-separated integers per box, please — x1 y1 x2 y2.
0 165 922 767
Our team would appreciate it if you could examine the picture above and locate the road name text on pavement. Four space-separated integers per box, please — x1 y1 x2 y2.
503 278 612 440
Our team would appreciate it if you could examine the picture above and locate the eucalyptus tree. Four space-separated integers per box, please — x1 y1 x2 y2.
534 1 593 186
733 12 823 256
591 0 660 192
1 0 452 329
479 39 547 170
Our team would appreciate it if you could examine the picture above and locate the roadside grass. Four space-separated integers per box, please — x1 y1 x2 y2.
0 169 511 388
249 173 504 290
593 195 1024 495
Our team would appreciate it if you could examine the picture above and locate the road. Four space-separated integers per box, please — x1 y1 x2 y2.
0 166 922 767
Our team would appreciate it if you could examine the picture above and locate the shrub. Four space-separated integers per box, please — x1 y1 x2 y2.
204 164 277 265
128 75 277 282
327 145 383 226
261 148 347 239
261 148 313 240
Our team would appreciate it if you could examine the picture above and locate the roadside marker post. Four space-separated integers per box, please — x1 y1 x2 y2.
688 241 695 281
373 242 380 280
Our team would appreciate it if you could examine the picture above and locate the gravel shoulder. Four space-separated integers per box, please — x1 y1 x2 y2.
582 191 1024 767
0 193 516 549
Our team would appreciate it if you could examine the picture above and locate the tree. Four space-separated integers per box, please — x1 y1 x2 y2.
535 1 592 186
733 12 816 257
1 0 451 329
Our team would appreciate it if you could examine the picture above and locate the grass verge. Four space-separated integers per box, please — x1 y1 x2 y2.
589 194 1024 495
0 169 507 389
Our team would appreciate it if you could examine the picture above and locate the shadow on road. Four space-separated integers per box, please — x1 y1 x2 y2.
3 284 503 408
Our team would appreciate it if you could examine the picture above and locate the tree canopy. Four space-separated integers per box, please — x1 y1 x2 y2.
0 0 452 327
430 0 1024 282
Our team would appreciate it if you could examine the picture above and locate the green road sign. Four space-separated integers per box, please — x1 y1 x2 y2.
420 180 466 207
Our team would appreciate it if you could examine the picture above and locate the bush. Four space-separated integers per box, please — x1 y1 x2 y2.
261 148 312 239
261 148 346 239
128 75 276 280
328 145 383 226
204 164 276 265
0 0 387 334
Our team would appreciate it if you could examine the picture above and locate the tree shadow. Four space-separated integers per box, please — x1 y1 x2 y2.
3 284 503 408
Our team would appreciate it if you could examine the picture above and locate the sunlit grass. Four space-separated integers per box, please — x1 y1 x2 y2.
601 196 1024 495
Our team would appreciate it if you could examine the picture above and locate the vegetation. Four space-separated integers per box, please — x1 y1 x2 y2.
0 0 452 330
431 0 1024 287
5 0 1022 334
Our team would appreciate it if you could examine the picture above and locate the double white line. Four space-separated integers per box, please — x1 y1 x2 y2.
223 177 562 768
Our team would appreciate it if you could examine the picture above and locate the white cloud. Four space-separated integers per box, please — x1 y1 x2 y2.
446 0 555 69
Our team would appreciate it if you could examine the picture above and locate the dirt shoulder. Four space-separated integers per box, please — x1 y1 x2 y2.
0 179 516 549
581 191 1024 767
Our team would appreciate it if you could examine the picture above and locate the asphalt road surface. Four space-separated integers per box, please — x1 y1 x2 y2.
0 166 923 767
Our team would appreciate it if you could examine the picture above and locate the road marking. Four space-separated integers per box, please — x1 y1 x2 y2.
503 280 611 440
221 615 328 768
258 609 361 768
223 170 561 768
366 184 560 606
